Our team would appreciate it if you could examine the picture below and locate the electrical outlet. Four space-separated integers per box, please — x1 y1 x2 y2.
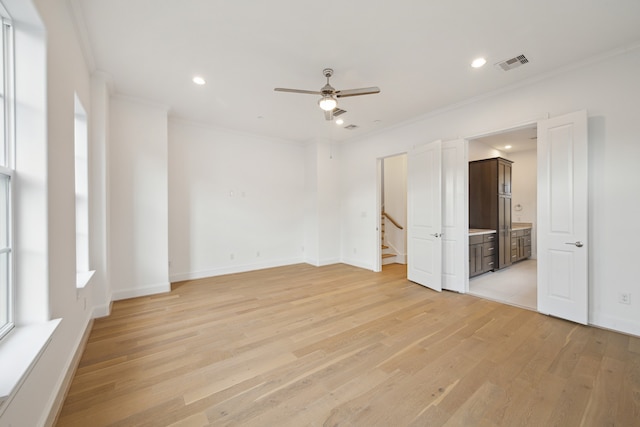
618 293 631 305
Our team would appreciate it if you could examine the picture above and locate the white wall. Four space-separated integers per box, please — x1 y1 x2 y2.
314 141 341 265
303 142 320 264
302 139 341 267
168 119 306 281
509 149 537 258
468 141 505 161
109 96 170 299
340 47 640 336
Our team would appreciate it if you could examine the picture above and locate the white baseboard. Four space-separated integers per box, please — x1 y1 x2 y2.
169 257 305 282
340 257 374 271
590 312 640 338
111 282 171 301
43 318 94 427
91 302 112 319
303 257 341 267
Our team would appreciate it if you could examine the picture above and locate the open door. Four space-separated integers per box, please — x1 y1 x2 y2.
442 139 467 293
407 140 442 291
537 110 588 324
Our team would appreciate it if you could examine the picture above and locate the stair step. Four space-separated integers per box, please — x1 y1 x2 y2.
381 244 389 249
382 253 396 259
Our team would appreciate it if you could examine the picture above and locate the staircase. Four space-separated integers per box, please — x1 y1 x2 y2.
381 214 398 265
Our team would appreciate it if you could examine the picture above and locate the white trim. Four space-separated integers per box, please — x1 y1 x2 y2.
91 302 111 319
111 93 170 112
67 0 96 72
590 313 640 338
75 269 94 290
169 258 305 283
0 319 61 416
303 257 341 267
340 257 374 272
41 318 93 427
111 282 171 301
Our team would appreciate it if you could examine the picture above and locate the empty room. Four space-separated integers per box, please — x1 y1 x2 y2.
1 1 639 426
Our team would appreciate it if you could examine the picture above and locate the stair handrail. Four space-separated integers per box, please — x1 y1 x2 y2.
382 211 404 230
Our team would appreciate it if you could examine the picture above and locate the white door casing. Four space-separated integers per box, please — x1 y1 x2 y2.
442 139 467 292
537 110 588 324
407 140 442 291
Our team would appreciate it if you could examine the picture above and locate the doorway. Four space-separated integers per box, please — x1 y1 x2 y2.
467 125 538 310
378 154 408 272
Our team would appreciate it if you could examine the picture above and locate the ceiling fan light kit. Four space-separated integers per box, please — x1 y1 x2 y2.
318 95 337 111
275 68 380 120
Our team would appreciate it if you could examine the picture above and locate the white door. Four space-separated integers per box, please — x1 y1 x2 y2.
441 139 467 293
407 140 442 291
537 110 588 324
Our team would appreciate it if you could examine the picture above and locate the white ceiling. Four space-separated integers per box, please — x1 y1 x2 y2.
71 0 640 143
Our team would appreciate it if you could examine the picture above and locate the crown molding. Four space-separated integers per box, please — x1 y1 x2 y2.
67 0 96 72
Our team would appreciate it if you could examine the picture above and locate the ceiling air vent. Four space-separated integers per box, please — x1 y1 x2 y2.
496 54 529 71
344 124 359 130
333 108 347 117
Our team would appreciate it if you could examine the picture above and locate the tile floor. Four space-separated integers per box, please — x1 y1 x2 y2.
468 259 537 310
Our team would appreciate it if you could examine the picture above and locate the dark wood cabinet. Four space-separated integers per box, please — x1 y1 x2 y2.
511 227 532 263
469 158 513 270
498 195 512 269
469 232 496 277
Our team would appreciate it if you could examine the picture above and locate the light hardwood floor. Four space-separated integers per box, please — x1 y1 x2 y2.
56 263 640 426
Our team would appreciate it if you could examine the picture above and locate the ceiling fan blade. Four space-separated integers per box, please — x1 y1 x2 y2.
274 88 322 95
324 109 334 121
335 87 380 98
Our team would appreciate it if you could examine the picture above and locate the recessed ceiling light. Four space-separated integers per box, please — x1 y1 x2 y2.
192 76 206 85
335 118 344 125
471 57 487 68
505 145 512 149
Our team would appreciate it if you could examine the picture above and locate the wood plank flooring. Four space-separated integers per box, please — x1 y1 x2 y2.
56 263 640 426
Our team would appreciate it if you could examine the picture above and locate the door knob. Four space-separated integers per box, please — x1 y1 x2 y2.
565 241 584 247
431 233 441 238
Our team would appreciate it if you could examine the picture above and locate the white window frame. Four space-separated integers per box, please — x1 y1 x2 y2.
0 12 14 341
74 94 92 289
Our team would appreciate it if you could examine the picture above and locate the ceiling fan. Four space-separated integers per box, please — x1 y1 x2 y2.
274 68 380 121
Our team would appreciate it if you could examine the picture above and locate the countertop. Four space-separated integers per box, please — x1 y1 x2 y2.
512 222 533 231
469 223 532 235
469 228 496 236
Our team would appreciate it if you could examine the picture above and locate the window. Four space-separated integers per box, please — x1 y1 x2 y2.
74 94 89 285
0 11 14 340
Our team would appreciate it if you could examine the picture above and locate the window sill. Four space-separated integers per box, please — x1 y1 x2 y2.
76 270 95 300
76 270 95 290
0 319 61 414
